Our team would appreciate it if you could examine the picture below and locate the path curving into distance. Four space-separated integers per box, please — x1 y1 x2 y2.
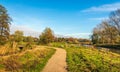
42 47 67 72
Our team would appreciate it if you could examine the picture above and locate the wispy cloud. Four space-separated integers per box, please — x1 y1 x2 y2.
12 16 49 29
10 24 91 39
81 2 120 12
88 17 108 21
64 33 92 39
10 24 41 37
10 16 54 37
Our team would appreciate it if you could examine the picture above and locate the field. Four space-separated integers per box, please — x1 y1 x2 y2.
0 42 120 72
66 47 120 72
0 46 55 72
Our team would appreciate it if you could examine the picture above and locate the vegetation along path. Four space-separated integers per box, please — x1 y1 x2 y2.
42 47 67 72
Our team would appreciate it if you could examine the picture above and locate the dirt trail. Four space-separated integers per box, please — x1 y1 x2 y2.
42 47 67 72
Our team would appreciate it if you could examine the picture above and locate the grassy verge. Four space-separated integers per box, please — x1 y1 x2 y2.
49 42 67 48
49 42 80 48
0 46 56 72
66 47 120 72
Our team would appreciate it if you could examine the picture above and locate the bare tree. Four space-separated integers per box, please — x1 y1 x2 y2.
91 9 120 44
109 9 120 35
91 20 118 44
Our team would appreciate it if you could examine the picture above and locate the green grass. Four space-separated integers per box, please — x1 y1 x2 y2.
0 64 4 69
49 42 67 48
66 47 120 72
0 46 56 72
49 42 80 48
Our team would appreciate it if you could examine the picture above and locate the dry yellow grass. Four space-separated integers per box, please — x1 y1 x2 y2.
0 45 56 72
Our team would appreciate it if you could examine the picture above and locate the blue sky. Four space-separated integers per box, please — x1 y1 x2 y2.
0 0 120 38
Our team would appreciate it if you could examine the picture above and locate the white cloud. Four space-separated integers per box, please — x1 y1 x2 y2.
88 17 108 21
81 2 120 12
64 33 92 39
10 16 54 37
10 25 91 39
10 24 41 37
12 16 47 29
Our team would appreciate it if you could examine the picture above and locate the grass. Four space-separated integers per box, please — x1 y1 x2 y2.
49 42 80 48
66 46 120 72
49 42 67 48
0 42 37 56
0 46 56 72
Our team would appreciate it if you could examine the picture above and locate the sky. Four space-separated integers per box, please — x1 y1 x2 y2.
0 0 120 38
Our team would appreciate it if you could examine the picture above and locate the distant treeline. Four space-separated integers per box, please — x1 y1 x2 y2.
91 9 120 47
0 4 91 47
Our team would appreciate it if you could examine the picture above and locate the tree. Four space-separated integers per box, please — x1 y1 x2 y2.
23 36 34 43
39 27 54 44
0 5 12 44
91 9 120 44
91 21 118 44
109 9 120 35
13 30 24 42
91 27 100 44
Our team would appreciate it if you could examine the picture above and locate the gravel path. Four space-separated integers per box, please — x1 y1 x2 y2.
42 47 67 72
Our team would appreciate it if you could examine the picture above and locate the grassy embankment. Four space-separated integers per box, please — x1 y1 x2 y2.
0 46 56 72
50 42 120 72
66 47 120 72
